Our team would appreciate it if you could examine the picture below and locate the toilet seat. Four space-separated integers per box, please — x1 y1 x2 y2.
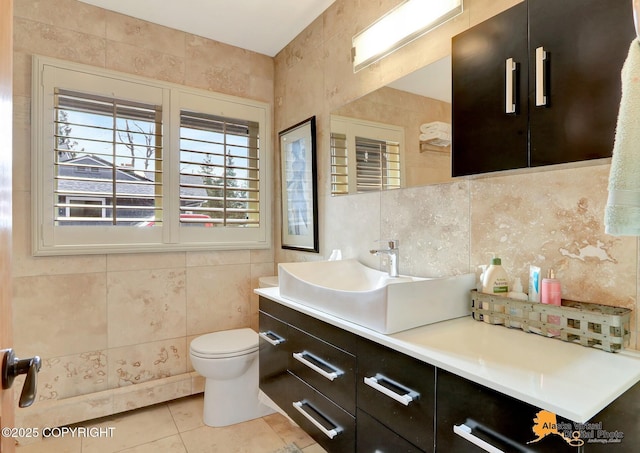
190 328 258 359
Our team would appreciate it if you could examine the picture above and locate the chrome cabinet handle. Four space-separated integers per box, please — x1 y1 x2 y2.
293 400 342 439
363 374 419 406
505 58 516 114
535 46 548 106
454 424 505 453
293 351 343 381
258 331 285 346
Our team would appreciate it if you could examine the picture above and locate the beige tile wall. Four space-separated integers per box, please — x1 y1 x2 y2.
12 0 275 427
274 0 639 349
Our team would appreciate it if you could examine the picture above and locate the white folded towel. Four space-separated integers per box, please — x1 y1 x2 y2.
419 121 450 134
419 131 451 142
605 39 640 236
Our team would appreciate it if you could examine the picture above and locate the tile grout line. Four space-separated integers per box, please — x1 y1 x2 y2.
165 400 190 452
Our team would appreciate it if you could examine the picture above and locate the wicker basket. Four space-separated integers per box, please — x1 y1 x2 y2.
470 290 632 352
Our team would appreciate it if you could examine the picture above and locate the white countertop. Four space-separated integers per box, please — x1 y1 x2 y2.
256 286 640 423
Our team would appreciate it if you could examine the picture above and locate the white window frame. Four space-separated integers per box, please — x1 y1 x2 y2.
32 56 272 255
330 115 405 194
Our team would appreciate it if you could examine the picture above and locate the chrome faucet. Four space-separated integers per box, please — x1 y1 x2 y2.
370 239 399 278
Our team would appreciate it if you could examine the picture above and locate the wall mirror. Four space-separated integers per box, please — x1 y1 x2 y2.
330 56 453 196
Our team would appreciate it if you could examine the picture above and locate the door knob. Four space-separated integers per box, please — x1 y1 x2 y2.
1 349 42 408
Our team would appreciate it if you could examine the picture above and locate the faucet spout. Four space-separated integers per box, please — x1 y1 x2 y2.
370 239 399 278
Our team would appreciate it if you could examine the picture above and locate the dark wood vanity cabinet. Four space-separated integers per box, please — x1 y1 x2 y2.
452 0 636 176
258 309 291 412
436 369 577 452
259 297 357 452
357 338 435 452
585 380 640 452
259 297 639 452
436 369 640 452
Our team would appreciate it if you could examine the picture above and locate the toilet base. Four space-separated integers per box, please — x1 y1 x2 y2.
202 360 275 427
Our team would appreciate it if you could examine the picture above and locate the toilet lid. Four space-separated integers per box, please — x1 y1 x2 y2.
190 328 258 357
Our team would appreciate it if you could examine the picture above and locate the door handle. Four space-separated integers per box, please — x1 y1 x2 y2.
505 58 517 114
1 348 42 408
363 374 419 406
258 330 285 346
292 400 342 439
293 351 344 381
454 423 505 453
535 46 548 106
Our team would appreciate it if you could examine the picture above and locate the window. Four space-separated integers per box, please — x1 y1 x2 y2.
54 89 162 227
330 116 404 195
33 56 271 255
179 111 260 228
354 136 401 193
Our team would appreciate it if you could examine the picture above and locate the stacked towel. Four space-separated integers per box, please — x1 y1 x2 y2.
605 39 640 235
419 121 451 147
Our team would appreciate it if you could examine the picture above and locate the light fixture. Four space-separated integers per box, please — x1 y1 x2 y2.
352 0 463 72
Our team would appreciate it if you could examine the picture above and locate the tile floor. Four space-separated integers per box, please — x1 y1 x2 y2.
15 395 327 453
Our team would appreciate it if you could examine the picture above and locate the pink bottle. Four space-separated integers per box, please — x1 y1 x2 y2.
541 269 561 335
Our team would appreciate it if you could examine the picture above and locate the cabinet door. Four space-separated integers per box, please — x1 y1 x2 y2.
289 325 356 415
529 0 636 166
357 338 435 452
258 310 291 411
357 409 423 453
452 1 528 176
436 369 577 452
287 374 356 453
585 380 639 452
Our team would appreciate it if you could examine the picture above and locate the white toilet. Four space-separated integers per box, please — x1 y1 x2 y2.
189 328 274 427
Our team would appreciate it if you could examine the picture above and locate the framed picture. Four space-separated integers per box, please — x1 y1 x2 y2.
279 116 319 252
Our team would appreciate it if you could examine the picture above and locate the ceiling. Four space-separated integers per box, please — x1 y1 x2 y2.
77 0 450 101
78 0 337 57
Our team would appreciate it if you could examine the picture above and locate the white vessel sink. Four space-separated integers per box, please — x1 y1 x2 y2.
278 259 475 334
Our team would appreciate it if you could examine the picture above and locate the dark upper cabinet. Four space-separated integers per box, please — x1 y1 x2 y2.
452 1 528 176
452 0 636 177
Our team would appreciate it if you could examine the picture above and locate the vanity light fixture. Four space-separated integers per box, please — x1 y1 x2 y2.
352 0 463 72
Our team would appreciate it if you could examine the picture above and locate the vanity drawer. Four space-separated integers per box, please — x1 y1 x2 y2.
436 369 575 452
357 337 435 452
258 310 290 410
579 380 640 452
288 325 356 415
259 296 357 354
357 409 423 453
286 373 356 453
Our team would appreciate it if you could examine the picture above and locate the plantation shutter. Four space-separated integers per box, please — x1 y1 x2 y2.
330 132 349 196
355 136 401 193
53 88 163 226
179 111 260 227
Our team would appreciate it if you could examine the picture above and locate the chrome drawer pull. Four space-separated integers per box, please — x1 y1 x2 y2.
363 374 419 406
293 400 342 439
293 351 344 381
505 57 516 114
453 424 505 453
535 46 548 106
258 331 285 346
